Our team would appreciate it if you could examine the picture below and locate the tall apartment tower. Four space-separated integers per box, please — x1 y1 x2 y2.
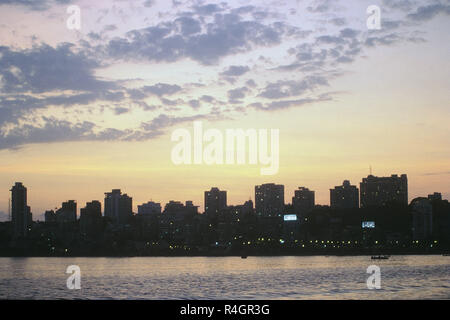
330 180 359 209
411 197 433 240
360 174 408 208
204 187 227 216
104 189 133 224
255 183 285 217
10 182 32 237
138 201 162 215
80 200 102 236
292 187 315 218
56 200 77 223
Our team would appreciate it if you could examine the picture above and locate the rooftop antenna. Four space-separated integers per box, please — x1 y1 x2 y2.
369 165 373 175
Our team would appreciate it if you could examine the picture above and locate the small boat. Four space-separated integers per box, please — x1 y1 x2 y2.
371 255 390 260
241 255 247 259
443 254 450 256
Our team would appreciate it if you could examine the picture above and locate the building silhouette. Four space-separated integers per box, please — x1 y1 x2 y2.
2 177 450 256
428 196 450 243
160 200 199 243
227 200 254 216
204 187 227 218
80 201 102 236
104 189 133 224
360 174 408 208
163 200 198 218
10 182 32 238
292 187 315 218
138 201 162 215
428 192 442 201
411 197 433 240
330 180 359 209
44 210 56 223
56 200 77 223
255 183 284 217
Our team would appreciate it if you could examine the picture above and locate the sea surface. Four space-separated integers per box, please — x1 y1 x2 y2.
0 255 449 299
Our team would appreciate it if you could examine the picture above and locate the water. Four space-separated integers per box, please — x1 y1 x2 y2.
0 256 449 299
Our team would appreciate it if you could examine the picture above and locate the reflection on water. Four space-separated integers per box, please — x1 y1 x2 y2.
0 256 449 299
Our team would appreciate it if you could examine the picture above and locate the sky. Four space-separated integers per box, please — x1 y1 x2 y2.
0 0 449 221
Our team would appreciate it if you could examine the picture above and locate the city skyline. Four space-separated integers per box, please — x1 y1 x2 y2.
2 167 447 221
0 0 449 221
3 172 449 258
2 172 447 221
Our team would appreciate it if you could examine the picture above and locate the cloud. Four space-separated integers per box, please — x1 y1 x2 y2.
103 24 118 32
220 65 250 77
0 111 223 150
0 0 446 151
192 3 224 15
143 0 155 8
220 65 251 83
382 0 418 12
249 93 333 111
278 27 364 74
0 91 125 126
126 83 182 102
141 83 183 97
113 107 130 115
0 118 97 150
0 44 113 94
422 171 450 176
188 99 200 109
105 12 292 65
228 87 250 104
307 0 334 13
159 97 183 106
407 3 450 21
199 95 215 103
365 33 402 47
329 17 347 26
246 79 257 88
258 75 329 99
174 16 202 36
0 0 72 11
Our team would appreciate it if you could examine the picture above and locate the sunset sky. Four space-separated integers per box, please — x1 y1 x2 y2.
0 0 449 220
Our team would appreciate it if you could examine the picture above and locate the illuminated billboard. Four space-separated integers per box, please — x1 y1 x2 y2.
283 214 297 221
362 221 375 228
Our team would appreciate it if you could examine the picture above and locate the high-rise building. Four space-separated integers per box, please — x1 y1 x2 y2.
10 182 32 237
204 187 227 216
255 183 284 217
163 200 198 218
80 201 102 236
428 192 442 201
104 189 133 224
225 200 254 217
411 197 433 240
330 180 359 209
240 200 254 215
56 200 77 223
138 201 162 215
44 210 56 223
292 187 315 218
185 200 198 212
360 174 408 208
